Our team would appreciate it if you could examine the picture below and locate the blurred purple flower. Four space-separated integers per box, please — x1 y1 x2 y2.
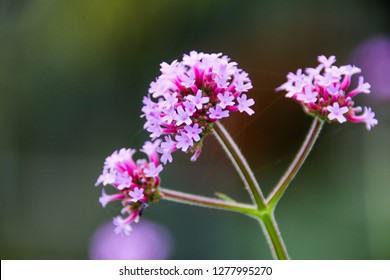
89 219 173 260
351 35 390 100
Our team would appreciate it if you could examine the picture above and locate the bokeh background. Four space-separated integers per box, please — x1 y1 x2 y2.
1 0 389 259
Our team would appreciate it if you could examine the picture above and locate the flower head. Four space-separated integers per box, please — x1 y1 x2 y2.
95 145 163 235
142 51 254 163
276 55 378 130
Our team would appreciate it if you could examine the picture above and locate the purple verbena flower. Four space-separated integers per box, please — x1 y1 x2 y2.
142 51 254 163
95 144 163 235
89 219 172 260
276 55 378 130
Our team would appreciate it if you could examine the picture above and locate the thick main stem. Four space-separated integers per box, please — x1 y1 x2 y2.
267 118 324 208
213 122 267 211
259 211 289 260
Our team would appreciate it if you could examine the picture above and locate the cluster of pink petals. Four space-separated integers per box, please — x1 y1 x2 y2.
141 51 255 164
95 141 163 235
277 55 378 130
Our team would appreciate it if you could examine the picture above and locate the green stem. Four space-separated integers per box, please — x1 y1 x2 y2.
213 122 267 211
267 118 324 208
160 187 289 259
212 122 289 259
258 211 289 260
160 187 258 216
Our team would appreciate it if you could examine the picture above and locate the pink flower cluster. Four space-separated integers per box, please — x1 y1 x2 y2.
277 55 378 130
95 142 163 235
141 51 254 163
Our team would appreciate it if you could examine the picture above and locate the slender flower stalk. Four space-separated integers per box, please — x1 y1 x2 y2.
267 118 324 208
213 121 267 211
160 187 258 216
212 121 289 259
161 187 289 260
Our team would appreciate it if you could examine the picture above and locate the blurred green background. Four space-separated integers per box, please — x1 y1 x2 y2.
1 0 389 259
